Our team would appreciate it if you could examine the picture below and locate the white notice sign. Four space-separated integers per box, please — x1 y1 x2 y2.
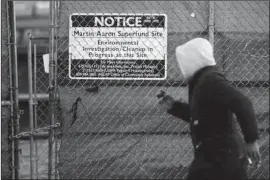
69 13 167 80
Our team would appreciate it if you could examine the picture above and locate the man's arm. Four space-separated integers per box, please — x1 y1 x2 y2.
157 91 190 123
167 101 190 123
210 74 261 165
210 74 260 143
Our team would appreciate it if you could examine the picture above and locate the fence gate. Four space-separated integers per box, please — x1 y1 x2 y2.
17 35 60 179
2 1 269 180
2 1 60 179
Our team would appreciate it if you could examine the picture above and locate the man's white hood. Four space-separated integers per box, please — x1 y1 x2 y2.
175 38 216 80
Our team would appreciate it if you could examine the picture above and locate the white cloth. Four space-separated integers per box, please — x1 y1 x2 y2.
175 38 216 80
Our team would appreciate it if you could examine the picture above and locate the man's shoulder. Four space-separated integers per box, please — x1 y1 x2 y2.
202 67 227 83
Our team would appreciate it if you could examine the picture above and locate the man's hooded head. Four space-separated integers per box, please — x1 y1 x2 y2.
175 38 216 81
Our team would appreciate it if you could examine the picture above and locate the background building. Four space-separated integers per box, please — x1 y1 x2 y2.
15 1 50 54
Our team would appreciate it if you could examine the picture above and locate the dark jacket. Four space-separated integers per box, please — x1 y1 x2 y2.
167 66 259 156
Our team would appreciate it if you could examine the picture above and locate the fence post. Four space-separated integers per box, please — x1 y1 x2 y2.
209 1 215 48
54 1 60 179
7 1 20 179
27 33 34 180
6 1 15 179
33 44 39 179
48 1 56 179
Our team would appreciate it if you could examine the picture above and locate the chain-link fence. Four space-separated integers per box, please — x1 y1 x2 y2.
33 40 50 129
214 2 269 179
1 1 18 179
51 1 269 179
1 1 13 177
2 1 269 179
2 1 60 179
17 37 61 179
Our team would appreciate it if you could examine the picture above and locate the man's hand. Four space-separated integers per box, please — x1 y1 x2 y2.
244 140 261 167
157 90 175 110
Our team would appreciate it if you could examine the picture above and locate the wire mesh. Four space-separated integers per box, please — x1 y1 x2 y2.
53 1 269 179
3 1 269 179
1 1 14 179
18 40 60 179
214 2 269 179
36 52 50 128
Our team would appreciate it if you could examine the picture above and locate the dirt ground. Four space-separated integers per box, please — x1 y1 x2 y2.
54 86 269 179
19 139 59 179
17 86 269 179
17 85 269 179
18 134 269 179
58 134 192 179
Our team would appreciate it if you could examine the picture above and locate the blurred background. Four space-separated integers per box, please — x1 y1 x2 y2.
15 1 49 54
15 1 50 131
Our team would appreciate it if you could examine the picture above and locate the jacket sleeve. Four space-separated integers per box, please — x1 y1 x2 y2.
167 101 190 123
209 74 260 143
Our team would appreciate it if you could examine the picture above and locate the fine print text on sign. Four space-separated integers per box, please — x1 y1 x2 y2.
69 13 167 80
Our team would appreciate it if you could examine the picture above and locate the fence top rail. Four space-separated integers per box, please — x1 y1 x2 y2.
29 36 59 40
